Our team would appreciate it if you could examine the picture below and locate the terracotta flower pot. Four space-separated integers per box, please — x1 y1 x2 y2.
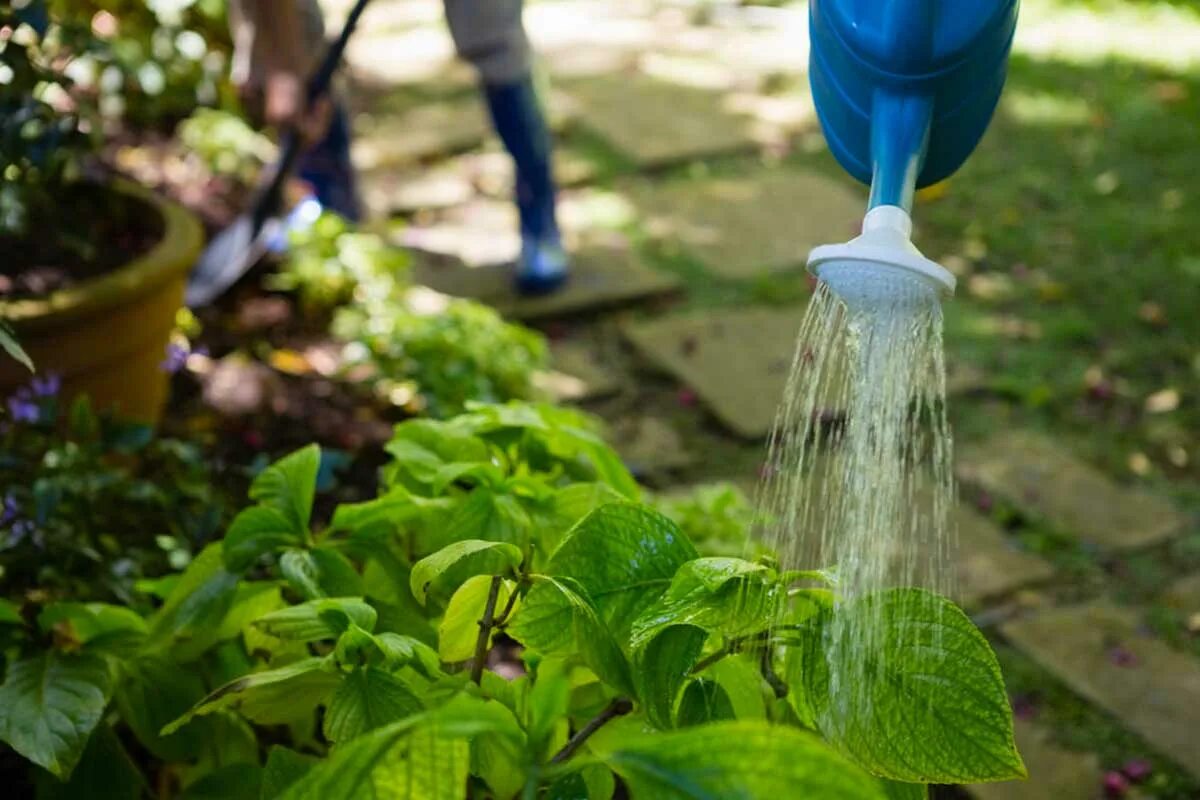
0 181 204 424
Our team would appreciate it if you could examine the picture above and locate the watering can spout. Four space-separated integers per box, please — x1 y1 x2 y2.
807 0 1018 302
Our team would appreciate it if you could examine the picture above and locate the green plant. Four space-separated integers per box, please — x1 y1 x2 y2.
0 2 98 237
177 107 275 184
0 402 1025 798
277 213 549 417
1 381 226 606
0 321 33 372
651 481 760 557
51 0 235 129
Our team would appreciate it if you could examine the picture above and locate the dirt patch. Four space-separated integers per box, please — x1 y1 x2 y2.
0 183 164 300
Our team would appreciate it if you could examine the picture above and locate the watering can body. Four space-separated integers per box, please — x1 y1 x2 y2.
809 0 1019 210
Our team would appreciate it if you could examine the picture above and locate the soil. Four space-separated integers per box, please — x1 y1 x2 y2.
0 183 165 300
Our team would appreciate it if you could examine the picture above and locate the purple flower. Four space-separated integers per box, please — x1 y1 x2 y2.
8 519 33 546
1103 771 1130 797
1 494 18 525
31 373 61 397
161 343 190 374
1121 759 1152 783
6 389 39 423
1107 645 1138 668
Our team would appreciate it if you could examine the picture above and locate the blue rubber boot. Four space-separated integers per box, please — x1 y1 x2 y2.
297 103 362 223
483 75 568 295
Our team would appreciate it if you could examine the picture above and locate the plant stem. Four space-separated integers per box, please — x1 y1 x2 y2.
493 582 522 628
759 647 788 699
471 576 503 685
549 697 633 765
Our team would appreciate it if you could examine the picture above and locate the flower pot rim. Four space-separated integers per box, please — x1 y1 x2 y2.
0 179 204 331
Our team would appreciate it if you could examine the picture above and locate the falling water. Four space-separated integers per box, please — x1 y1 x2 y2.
755 269 955 728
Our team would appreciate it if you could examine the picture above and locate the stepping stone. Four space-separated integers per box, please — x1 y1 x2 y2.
952 506 1056 608
361 165 475 218
621 307 804 438
627 168 863 279
411 242 680 321
613 415 693 475
967 719 1102 800
535 341 622 402
352 101 490 171
1001 601 1200 779
562 73 760 167
957 433 1188 551
1163 573 1200 612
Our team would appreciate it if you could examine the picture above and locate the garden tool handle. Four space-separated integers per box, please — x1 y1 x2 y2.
256 0 372 224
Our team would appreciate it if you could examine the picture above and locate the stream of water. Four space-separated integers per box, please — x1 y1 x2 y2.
755 274 955 725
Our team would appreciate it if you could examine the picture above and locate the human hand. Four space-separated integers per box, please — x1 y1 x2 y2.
263 70 332 145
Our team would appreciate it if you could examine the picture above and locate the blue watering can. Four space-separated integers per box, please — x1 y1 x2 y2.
806 0 1019 305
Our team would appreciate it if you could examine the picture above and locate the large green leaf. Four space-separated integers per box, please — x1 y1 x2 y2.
545 504 697 640
784 589 1026 783
597 721 886 800
274 696 515 800
675 679 736 727
537 483 627 558
633 625 707 729
179 762 263 800
508 577 634 696
253 598 378 642
35 725 143 800
280 547 364 600
410 540 523 605
224 507 304 572
438 575 514 663
248 444 321 535
630 558 782 649
177 581 285 662
116 655 208 762
163 657 339 734
0 651 113 779
261 747 319 800
37 602 148 656
444 489 531 549
323 667 424 743
147 543 240 651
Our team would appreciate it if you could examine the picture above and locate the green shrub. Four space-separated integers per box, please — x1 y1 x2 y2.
0 402 1024 797
0 385 227 606
277 213 549 417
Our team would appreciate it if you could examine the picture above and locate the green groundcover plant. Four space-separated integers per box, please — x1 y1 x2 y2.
275 212 549 418
0 401 1025 798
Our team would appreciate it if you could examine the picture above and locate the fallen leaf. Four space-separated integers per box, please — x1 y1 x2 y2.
1128 452 1151 476
1137 302 1167 327
1160 189 1184 211
1093 171 1120 196
1152 80 1188 104
1144 388 1180 414
269 349 312 376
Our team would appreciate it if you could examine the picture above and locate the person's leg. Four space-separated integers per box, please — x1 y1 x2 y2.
444 0 567 294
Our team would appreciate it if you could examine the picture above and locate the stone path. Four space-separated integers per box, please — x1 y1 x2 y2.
627 168 862 279
621 307 803 438
411 241 680 320
958 432 1187 551
1002 602 1200 779
563 74 760 167
951 505 1056 608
